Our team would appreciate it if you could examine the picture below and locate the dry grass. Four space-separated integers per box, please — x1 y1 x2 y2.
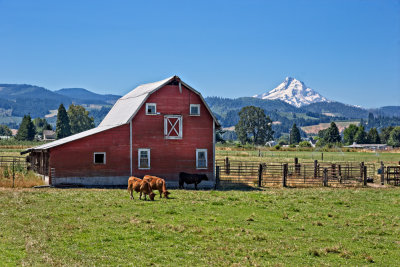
0 167 44 188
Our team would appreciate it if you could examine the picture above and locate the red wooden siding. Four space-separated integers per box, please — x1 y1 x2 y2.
131 84 214 181
49 124 130 178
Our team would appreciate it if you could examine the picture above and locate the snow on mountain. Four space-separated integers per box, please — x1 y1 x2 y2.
253 77 329 107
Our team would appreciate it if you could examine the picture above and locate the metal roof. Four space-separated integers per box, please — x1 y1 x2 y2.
21 125 119 154
23 75 220 154
99 75 219 127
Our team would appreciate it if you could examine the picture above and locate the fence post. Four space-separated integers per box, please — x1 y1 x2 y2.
321 153 324 161
225 157 230 175
294 157 300 175
360 162 364 181
282 163 288 187
363 165 367 186
380 161 385 185
338 164 342 183
12 157 15 188
323 168 328 187
258 164 263 187
214 166 220 190
314 160 318 178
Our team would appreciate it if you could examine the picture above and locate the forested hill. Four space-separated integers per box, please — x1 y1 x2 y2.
302 101 369 119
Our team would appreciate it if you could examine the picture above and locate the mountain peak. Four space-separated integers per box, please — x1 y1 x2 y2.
253 77 328 107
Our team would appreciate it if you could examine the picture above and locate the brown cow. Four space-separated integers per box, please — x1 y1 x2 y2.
143 175 170 199
139 180 155 201
127 176 142 200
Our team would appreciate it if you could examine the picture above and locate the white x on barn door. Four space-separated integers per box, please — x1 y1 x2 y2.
164 115 182 139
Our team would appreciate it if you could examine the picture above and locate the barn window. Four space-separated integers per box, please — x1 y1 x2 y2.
138 149 150 169
164 115 182 139
94 152 106 164
196 149 207 169
190 104 200 116
146 103 157 115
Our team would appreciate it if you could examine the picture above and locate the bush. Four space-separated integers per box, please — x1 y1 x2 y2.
274 144 281 150
289 144 296 148
278 140 287 146
298 141 312 148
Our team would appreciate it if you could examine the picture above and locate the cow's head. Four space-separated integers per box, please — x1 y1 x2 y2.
149 192 156 201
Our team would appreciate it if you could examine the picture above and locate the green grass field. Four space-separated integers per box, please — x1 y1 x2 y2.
216 147 400 164
1 188 400 266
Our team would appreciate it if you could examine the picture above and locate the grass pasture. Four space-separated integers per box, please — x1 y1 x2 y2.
1 188 400 266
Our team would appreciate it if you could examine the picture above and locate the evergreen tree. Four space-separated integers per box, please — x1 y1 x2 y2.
324 122 341 143
388 127 400 147
289 123 301 145
15 115 35 141
67 104 95 135
354 125 367 144
56 104 71 139
0 125 12 136
380 126 394 144
235 106 274 145
343 124 358 145
366 128 381 144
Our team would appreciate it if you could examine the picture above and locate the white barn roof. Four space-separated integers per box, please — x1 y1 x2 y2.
22 76 219 153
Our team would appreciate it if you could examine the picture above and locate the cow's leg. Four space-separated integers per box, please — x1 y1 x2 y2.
139 192 142 200
159 190 162 198
130 189 134 200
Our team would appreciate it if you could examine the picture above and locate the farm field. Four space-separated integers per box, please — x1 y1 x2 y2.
216 146 400 165
1 188 400 266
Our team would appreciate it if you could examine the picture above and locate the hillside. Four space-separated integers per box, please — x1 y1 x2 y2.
302 101 369 119
55 88 120 104
0 84 120 128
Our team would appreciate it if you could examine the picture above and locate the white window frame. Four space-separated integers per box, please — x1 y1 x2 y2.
138 148 150 170
164 115 183 139
145 103 157 115
93 152 106 164
190 104 200 116
196 149 208 169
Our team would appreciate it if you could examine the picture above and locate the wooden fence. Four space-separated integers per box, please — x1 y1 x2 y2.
215 157 380 188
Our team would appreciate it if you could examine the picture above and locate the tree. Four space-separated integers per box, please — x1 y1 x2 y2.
388 127 400 147
67 104 95 135
15 115 35 141
289 123 301 144
33 118 52 137
380 126 394 144
56 104 71 139
324 122 341 143
235 106 274 145
354 125 367 144
367 128 380 144
0 125 12 136
343 124 358 145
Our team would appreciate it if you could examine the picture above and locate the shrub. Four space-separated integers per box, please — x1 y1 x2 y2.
274 144 281 150
298 141 312 148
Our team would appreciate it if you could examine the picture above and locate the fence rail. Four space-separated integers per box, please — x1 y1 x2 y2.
215 157 386 188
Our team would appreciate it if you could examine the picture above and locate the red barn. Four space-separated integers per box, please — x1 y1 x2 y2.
23 76 220 187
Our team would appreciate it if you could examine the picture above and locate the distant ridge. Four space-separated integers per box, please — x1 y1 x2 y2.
253 77 328 107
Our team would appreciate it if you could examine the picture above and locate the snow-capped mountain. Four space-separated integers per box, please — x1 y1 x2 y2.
253 77 328 107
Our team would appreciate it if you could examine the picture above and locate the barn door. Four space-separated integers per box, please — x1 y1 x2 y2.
164 115 182 139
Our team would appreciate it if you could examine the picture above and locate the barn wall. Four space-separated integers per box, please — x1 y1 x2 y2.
49 124 130 185
131 84 214 181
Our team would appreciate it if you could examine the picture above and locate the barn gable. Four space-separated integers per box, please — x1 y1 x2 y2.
99 75 220 127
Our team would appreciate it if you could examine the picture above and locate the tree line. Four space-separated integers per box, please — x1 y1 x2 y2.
2 104 95 141
232 106 400 148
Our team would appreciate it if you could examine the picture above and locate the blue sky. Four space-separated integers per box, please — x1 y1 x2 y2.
0 0 399 108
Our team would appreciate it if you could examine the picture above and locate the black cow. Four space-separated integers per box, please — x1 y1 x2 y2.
179 172 208 190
